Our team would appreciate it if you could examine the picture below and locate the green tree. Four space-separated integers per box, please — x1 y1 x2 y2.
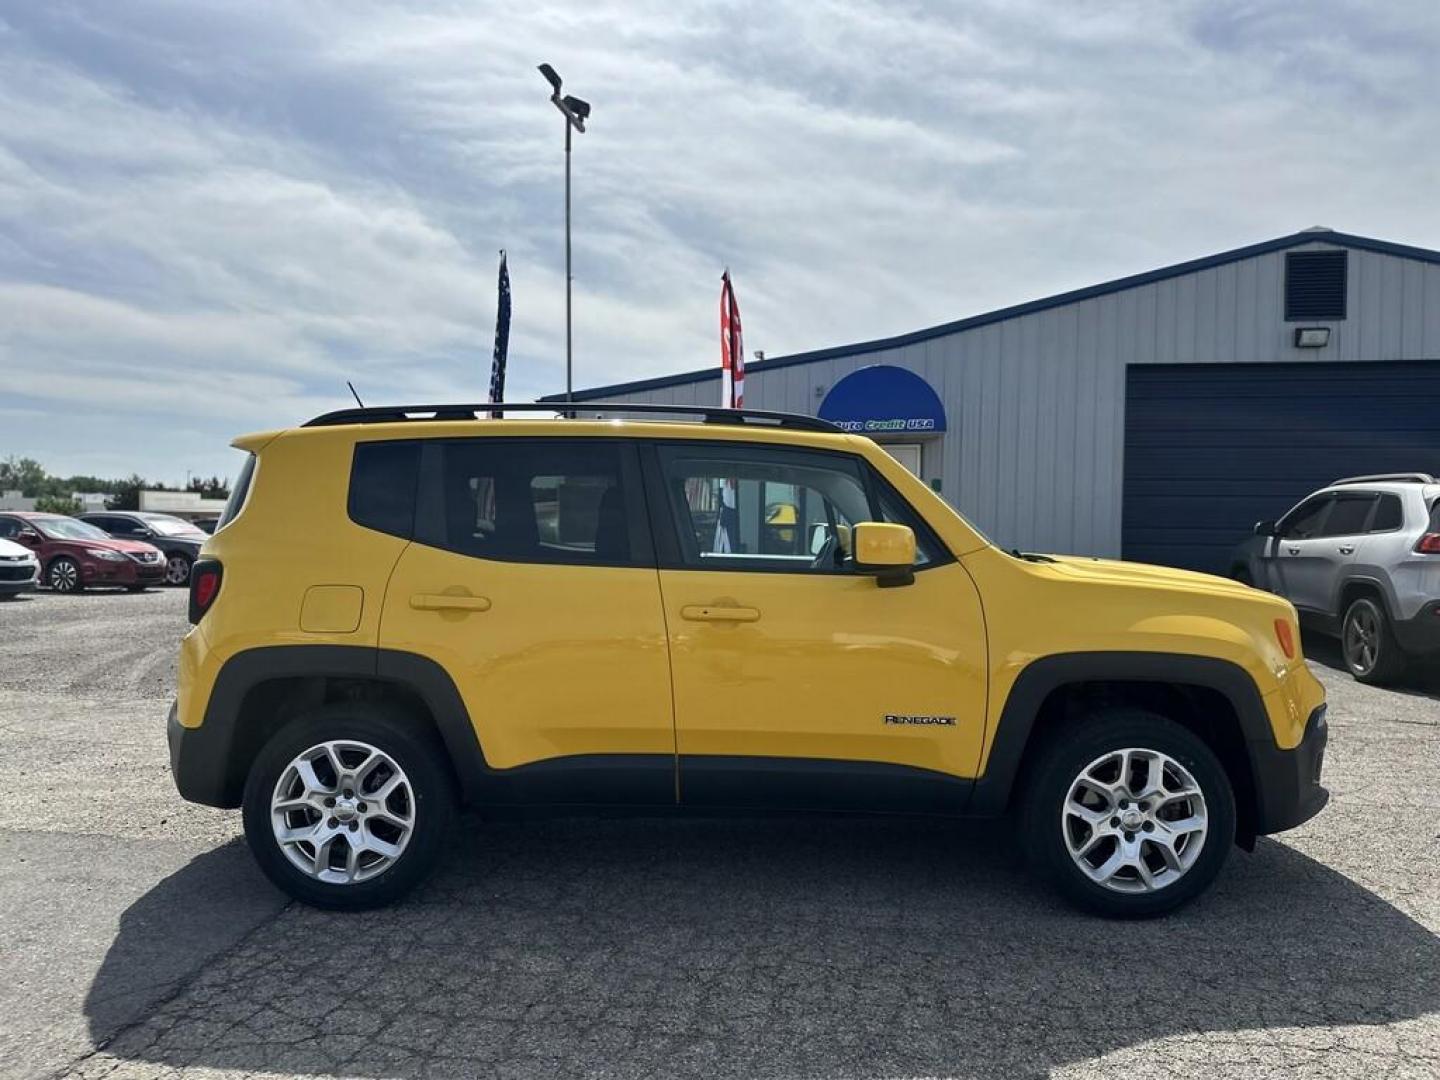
33 495 82 515
106 474 150 511
0 456 48 496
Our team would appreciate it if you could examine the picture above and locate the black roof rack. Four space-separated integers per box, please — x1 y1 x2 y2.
302 401 842 433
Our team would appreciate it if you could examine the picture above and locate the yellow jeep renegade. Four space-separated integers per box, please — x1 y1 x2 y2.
170 402 1328 916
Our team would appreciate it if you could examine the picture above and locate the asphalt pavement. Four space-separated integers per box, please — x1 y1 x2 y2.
0 588 1436 1080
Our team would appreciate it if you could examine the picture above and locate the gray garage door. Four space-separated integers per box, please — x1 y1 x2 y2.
1123 360 1440 575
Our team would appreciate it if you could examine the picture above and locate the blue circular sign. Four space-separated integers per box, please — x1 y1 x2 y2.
817 365 947 434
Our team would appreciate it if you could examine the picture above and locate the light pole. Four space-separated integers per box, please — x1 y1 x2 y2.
538 63 591 406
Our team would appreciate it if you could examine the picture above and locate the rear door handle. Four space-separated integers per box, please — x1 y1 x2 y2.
1338 545 1355 555
681 604 760 623
410 593 491 612
1287 547 1300 556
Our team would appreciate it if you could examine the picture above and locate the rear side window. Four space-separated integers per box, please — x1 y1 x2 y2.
217 454 257 531
1319 494 1375 537
423 439 643 566
349 441 420 539
1370 494 1403 532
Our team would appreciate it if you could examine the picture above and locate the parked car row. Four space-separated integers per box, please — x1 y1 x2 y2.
0 510 208 596
1230 472 1440 684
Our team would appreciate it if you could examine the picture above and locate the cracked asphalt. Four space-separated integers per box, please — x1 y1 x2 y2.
1 588 1437 1080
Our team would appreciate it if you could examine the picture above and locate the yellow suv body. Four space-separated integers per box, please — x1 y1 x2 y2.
170 404 1327 915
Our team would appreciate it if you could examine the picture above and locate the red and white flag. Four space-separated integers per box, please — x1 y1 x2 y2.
713 270 745 553
720 270 745 408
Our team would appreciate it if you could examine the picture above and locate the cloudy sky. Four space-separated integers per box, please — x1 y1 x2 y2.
2 1 1438 483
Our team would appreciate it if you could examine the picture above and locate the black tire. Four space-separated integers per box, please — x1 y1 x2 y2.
1021 709 1236 918
47 556 82 593
1342 596 1407 685
242 704 457 910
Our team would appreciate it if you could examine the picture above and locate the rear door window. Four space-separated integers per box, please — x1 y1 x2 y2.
421 439 648 567
1319 494 1376 537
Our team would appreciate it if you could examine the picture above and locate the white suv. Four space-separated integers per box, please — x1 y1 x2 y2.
1230 474 1440 683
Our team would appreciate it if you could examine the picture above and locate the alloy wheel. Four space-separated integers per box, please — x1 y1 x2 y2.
270 740 416 884
49 559 79 593
1344 605 1379 675
1062 747 1208 894
165 555 191 586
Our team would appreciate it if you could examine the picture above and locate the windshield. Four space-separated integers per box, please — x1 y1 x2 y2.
143 515 205 537
34 517 112 541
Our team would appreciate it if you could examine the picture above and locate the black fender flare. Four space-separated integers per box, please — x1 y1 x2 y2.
966 652 1272 817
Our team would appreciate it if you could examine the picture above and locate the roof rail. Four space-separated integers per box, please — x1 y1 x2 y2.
302 401 843 434
1330 472 1437 486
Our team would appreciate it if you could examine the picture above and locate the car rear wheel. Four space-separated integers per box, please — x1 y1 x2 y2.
1342 596 1406 685
164 553 193 587
242 705 457 910
47 557 82 593
1021 710 1235 918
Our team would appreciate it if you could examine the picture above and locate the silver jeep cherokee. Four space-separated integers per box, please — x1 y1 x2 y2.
1230 473 1440 683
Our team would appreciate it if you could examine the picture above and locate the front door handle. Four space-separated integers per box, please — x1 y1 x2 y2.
1338 545 1355 555
681 604 760 623
1287 547 1300 556
410 593 492 612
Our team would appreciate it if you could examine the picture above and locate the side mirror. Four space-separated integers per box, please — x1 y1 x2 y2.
853 522 916 587
1253 520 1278 537
16 529 39 545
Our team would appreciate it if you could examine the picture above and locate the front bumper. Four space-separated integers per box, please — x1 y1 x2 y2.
82 558 166 586
1249 703 1329 835
0 567 38 594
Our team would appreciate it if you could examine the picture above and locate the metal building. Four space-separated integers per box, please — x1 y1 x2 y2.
544 229 1440 573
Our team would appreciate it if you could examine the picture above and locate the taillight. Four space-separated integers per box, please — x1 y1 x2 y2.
189 559 223 624
1415 533 1440 554
1273 618 1296 660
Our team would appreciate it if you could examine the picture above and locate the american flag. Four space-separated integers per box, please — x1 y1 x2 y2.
714 270 745 553
488 251 511 409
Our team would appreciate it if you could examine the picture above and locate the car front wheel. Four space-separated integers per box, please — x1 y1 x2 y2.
1342 596 1406 685
1022 710 1235 917
242 705 457 909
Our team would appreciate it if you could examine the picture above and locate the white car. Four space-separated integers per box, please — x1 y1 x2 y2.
0 535 40 599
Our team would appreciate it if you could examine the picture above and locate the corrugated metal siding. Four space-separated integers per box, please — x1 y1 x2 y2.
576 242 1440 557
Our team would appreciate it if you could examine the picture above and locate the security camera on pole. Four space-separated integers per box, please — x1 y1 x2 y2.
537 64 591 407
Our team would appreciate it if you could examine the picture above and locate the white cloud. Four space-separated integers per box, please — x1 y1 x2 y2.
0 0 1438 481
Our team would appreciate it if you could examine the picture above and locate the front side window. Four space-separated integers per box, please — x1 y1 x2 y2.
0 517 21 539
1280 496 1332 540
658 443 899 573
427 439 641 566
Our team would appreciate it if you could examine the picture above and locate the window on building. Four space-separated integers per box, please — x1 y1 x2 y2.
1284 250 1347 320
1319 494 1375 537
429 439 638 566
1370 494 1403 533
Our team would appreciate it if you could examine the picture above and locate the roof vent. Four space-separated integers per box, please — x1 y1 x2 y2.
1285 250 1347 320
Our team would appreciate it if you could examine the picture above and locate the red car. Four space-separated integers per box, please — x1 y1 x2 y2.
0 512 167 593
